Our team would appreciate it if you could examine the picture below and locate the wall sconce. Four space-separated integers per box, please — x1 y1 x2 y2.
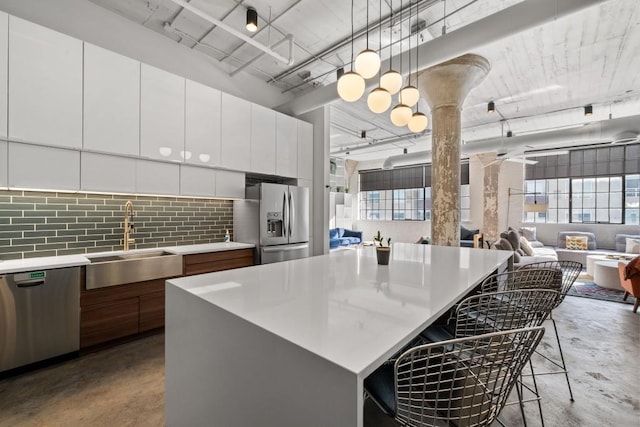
246 7 258 32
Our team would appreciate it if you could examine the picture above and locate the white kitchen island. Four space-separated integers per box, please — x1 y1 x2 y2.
165 243 512 427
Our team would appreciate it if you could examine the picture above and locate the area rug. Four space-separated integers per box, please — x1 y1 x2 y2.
567 280 633 305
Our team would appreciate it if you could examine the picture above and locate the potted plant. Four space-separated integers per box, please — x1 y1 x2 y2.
374 230 392 265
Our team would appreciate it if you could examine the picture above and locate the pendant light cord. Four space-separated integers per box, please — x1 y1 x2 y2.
351 0 354 68
378 0 382 79
366 0 369 48
415 0 420 112
408 0 411 87
389 0 393 71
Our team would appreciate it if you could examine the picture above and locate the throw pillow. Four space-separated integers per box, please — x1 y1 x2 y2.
566 235 588 250
506 229 521 252
496 237 513 251
518 227 537 242
513 250 521 264
520 236 534 256
460 226 479 241
626 237 640 254
516 248 525 257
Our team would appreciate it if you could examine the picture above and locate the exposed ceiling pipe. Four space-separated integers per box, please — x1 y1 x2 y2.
230 35 293 77
277 0 603 115
168 0 294 66
380 114 640 169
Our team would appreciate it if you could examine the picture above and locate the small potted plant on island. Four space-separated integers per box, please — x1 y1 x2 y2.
374 230 391 265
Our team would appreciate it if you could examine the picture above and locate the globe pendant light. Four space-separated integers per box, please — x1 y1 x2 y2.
337 71 366 102
390 103 412 126
408 0 428 133
408 111 428 132
380 0 402 94
367 0 391 113
337 0 365 102
355 0 381 79
398 0 418 107
389 0 411 127
367 87 392 113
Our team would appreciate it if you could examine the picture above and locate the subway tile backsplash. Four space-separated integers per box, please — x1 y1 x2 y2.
0 190 233 260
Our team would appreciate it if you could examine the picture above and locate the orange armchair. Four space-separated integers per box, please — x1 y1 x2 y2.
618 261 640 313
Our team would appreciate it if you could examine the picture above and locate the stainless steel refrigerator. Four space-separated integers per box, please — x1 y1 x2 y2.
234 183 309 264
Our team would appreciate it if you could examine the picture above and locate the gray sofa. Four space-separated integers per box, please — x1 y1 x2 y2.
555 231 640 266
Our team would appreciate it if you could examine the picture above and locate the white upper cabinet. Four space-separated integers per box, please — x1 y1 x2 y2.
81 152 136 194
276 113 298 178
136 159 180 196
185 79 221 167
8 143 80 191
0 141 7 188
215 170 245 199
140 64 185 162
84 43 140 156
180 165 216 198
220 93 251 171
0 12 7 140
297 121 313 180
250 103 276 175
8 16 82 148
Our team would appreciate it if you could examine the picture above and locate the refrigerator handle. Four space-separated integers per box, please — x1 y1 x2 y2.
289 192 294 236
283 192 288 238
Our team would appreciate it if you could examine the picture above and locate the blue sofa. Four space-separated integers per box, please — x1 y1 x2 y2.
330 228 363 248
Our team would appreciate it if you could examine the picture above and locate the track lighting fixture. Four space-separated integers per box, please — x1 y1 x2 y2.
246 7 258 32
487 101 495 114
584 105 593 116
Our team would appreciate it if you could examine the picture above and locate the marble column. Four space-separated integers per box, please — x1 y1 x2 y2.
418 54 490 246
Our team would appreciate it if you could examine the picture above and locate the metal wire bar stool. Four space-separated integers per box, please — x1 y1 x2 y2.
516 260 583 403
479 268 563 294
364 327 546 427
416 288 560 427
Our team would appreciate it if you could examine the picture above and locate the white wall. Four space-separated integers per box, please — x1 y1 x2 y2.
531 223 640 250
299 106 330 256
353 220 430 244
0 0 291 108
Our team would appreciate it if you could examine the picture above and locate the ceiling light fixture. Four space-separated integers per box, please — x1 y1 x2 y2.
584 105 593 116
337 0 365 102
408 0 427 133
355 0 381 79
487 101 495 114
390 0 411 127
246 7 258 32
380 0 402 95
399 0 418 107
367 0 392 113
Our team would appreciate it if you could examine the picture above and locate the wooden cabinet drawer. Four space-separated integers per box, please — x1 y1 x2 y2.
139 291 165 332
80 297 139 348
184 248 254 276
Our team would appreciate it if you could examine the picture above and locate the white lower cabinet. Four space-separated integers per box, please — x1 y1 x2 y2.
8 143 80 191
81 153 136 194
215 170 245 199
0 141 7 188
180 165 216 198
136 159 180 196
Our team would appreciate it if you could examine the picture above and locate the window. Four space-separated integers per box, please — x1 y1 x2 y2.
359 163 470 222
525 144 639 224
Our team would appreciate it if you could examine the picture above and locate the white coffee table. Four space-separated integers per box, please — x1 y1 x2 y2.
586 254 632 276
592 260 625 290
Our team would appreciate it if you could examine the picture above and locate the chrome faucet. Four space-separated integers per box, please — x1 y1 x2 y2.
123 200 135 251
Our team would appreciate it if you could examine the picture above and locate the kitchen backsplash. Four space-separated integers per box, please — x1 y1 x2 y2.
0 190 233 260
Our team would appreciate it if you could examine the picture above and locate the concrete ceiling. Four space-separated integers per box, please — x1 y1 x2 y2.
89 0 640 163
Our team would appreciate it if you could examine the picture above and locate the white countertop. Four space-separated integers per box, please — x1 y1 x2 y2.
0 242 255 275
167 243 512 377
163 242 254 255
0 255 91 274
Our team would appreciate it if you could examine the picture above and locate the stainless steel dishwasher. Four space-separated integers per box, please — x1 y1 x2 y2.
0 267 80 373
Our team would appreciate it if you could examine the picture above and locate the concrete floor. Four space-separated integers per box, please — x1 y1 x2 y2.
0 295 638 427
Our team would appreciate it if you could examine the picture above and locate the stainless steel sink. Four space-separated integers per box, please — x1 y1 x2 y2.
85 251 182 290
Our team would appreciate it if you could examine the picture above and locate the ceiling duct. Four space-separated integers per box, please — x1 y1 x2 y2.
611 130 639 144
381 114 640 169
